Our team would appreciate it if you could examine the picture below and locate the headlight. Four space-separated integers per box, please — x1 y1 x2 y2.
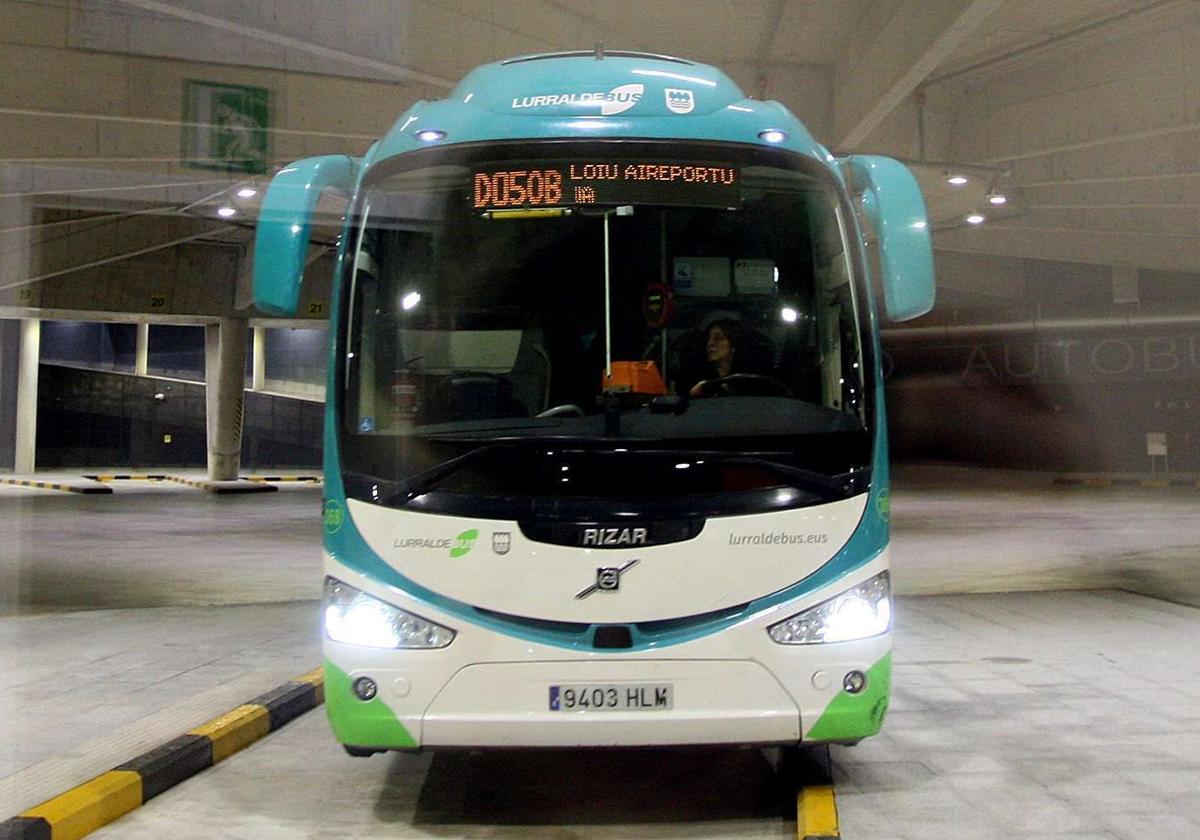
323 577 455 649
768 571 891 644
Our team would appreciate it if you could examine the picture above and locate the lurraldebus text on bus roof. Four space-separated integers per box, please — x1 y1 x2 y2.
472 161 740 211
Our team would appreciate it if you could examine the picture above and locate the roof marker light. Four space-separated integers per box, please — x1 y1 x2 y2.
415 129 446 143
758 129 787 144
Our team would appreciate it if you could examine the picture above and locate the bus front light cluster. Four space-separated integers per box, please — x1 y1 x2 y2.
767 572 891 644
324 577 455 649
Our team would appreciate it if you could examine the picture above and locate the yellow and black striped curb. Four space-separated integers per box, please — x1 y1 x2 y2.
0 479 112 495
162 475 278 494
245 475 322 483
797 785 839 840
1053 477 1200 489
82 475 166 483
0 668 324 840
791 745 839 840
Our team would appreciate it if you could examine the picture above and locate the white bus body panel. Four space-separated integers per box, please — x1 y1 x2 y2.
325 544 890 748
346 494 868 623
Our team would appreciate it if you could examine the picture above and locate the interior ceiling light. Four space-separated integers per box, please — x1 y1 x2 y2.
947 174 969 186
988 193 1008 205
236 187 258 199
965 213 985 225
216 206 237 218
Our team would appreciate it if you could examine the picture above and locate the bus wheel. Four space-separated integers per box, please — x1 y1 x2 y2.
343 745 382 757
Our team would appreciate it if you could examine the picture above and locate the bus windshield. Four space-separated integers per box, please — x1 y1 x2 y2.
338 142 873 518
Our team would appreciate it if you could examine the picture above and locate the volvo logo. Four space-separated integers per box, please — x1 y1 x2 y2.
575 559 639 599
581 527 647 547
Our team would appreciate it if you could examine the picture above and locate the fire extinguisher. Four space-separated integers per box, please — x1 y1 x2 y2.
391 366 420 428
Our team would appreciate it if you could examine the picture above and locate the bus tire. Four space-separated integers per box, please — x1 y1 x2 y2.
343 745 382 757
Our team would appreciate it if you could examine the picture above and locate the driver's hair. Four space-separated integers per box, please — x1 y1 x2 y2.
704 318 743 355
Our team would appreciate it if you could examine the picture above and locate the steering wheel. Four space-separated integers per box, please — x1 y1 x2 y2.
695 374 793 398
536 404 585 418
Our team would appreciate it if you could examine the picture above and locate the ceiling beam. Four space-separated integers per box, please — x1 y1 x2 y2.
753 0 790 98
923 0 1186 90
1019 171 1200 188
980 121 1200 165
108 0 456 89
833 0 1004 150
934 223 1200 273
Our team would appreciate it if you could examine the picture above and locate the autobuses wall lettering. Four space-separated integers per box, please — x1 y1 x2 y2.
886 332 1200 384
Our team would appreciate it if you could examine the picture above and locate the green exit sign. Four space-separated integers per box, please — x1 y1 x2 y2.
182 80 271 174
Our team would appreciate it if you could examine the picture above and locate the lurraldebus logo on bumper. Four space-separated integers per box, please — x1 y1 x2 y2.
392 529 478 558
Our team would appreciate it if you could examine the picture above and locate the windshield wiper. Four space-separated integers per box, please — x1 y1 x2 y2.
384 443 504 504
713 456 868 497
578 448 868 498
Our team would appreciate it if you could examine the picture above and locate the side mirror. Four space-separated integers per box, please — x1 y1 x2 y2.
846 156 935 322
253 155 358 316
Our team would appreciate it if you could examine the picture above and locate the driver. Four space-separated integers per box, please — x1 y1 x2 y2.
689 319 742 396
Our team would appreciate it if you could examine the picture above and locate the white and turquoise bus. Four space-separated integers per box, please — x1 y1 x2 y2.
254 51 933 754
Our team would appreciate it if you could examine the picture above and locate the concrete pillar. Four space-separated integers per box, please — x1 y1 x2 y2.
252 325 266 391
135 322 149 376
204 318 249 481
0 320 19 471
14 318 40 474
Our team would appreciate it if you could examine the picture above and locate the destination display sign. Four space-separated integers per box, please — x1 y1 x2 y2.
472 161 740 211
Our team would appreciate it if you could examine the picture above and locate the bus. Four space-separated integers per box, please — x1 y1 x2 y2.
254 50 934 754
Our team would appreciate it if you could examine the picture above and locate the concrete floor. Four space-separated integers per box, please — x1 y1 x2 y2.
2 467 1200 837
83 591 1200 840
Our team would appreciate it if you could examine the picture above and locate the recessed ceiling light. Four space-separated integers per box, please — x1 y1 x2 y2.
217 206 237 218
947 175 969 186
988 194 1008 205
236 187 257 199
965 213 985 225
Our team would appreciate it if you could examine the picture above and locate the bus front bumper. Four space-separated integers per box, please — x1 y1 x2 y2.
324 638 891 751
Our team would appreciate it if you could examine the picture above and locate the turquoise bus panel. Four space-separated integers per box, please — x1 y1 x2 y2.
369 55 831 169
847 155 935 322
253 155 358 316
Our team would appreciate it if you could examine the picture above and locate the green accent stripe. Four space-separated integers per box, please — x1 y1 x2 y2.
806 652 892 742
324 661 418 749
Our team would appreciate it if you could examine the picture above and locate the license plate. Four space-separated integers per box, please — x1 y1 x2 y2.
549 683 673 712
